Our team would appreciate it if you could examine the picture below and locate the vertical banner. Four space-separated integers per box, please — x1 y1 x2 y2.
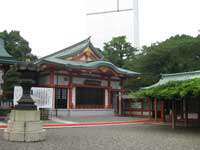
14 86 53 108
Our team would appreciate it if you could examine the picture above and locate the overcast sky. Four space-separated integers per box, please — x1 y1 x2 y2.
0 0 200 57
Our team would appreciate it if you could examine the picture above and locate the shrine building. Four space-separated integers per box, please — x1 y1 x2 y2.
0 38 19 98
36 37 139 114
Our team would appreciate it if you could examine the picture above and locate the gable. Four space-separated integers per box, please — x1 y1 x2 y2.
38 37 104 63
64 47 101 62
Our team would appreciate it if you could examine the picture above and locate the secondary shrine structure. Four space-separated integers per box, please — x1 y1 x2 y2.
36 37 139 115
0 38 18 98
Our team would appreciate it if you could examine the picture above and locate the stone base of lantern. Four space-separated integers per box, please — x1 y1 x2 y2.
3 110 46 142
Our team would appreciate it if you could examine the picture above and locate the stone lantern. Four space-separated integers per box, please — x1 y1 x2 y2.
3 62 46 142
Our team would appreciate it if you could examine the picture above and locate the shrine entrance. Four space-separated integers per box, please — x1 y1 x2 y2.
76 87 105 108
55 88 68 109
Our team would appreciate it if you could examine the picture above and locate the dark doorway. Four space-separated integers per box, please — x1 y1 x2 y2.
55 88 67 109
76 87 104 106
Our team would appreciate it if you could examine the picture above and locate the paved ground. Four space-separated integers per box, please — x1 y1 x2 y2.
0 124 200 150
50 116 144 123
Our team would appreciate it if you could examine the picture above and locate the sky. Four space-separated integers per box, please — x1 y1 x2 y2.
0 0 200 57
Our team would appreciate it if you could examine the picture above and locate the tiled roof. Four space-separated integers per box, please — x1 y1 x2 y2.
0 38 19 64
0 38 13 58
143 70 200 89
38 37 104 60
36 37 140 77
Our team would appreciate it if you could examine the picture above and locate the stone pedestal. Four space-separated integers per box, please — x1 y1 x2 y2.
4 110 46 142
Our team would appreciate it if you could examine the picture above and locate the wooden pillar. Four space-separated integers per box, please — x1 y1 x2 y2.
50 69 55 85
198 100 200 120
171 100 176 129
147 97 151 119
141 100 144 116
104 89 109 108
119 79 124 115
72 87 76 109
68 76 72 109
107 77 112 108
160 100 165 122
183 99 188 128
50 69 55 109
180 100 184 120
118 92 122 115
154 98 157 120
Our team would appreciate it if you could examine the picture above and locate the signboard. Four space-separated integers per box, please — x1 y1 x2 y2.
14 86 53 108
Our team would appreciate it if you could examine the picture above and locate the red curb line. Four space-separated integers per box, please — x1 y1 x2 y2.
0 120 161 129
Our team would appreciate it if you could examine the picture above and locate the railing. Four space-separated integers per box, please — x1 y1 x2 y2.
0 99 13 108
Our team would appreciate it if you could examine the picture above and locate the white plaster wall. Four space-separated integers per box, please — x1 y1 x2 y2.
105 89 108 107
54 75 68 85
111 81 121 89
72 87 76 108
101 80 108 87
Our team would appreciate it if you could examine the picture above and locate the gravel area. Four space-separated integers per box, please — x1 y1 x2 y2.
0 124 200 150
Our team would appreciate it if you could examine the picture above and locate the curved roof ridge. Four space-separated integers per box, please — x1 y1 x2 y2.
161 70 200 78
38 58 140 77
38 37 91 61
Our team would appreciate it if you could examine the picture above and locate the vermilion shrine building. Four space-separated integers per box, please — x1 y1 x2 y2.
36 37 139 114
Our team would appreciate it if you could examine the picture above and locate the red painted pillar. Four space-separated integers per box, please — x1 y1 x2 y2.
154 98 157 120
183 99 188 128
107 78 112 108
50 69 55 86
198 100 200 121
172 100 176 129
68 76 73 109
160 100 164 122
147 97 151 119
119 79 125 115
141 100 144 116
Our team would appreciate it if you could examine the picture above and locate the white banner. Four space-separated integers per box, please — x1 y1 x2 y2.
14 86 53 108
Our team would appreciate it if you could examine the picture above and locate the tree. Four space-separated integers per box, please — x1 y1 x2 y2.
0 30 37 61
0 30 37 99
2 66 20 99
103 36 138 68
128 34 200 91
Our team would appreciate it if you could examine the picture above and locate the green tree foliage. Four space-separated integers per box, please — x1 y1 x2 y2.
2 66 20 99
138 35 200 74
129 78 200 101
103 36 138 68
126 35 200 91
0 30 37 61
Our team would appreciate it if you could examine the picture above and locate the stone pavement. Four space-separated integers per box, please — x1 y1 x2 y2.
0 124 200 150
